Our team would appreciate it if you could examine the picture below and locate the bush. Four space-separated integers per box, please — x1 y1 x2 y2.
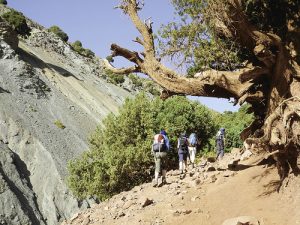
71 40 95 58
82 48 95 58
48 25 68 42
54 120 65 129
105 70 125 85
0 0 7 5
2 10 31 36
67 94 216 200
128 74 143 87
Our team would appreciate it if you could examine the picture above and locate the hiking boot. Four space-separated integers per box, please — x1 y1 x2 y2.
152 180 158 187
179 172 184 179
153 172 159 187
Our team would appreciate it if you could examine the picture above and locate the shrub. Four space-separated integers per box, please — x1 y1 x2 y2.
105 70 125 85
67 93 216 200
71 40 95 58
2 10 31 36
128 73 143 87
48 25 68 42
54 120 65 129
0 0 7 5
82 48 95 58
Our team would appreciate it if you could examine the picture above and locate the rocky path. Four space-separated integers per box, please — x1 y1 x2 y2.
62 150 300 225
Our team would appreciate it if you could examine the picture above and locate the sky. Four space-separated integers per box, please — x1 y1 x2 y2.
8 0 240 113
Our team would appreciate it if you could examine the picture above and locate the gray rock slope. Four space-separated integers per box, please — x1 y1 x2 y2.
0 6 133 225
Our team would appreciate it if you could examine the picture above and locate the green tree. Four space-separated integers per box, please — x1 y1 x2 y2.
2 10 30 36
68 94 216 200
48 25 68 42
104 0 300 181
0 0 7 5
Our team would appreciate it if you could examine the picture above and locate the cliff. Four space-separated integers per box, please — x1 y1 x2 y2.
0 5 132 225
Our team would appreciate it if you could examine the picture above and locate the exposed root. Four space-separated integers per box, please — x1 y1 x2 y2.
245 97 300 187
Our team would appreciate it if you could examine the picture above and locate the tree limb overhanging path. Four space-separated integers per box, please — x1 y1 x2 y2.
103 0 300 187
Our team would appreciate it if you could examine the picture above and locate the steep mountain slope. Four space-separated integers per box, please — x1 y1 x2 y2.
0 6 133 225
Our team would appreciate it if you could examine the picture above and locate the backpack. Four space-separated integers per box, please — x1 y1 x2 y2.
152 134 167 152
216 131 224 142
178 136 188 153
189 133 197 147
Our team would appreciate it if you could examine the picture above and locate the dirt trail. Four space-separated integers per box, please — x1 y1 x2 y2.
63 152 300 225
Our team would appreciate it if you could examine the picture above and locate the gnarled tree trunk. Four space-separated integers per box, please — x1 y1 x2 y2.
104 0 300 186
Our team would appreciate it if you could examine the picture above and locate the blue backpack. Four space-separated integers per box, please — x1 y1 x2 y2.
189 133 197 147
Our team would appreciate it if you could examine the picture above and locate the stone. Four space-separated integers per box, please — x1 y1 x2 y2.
81 217 90 225
169 183 180 189
228 159 240 169
140 197 153 208
222 216 260 225
223 171 235 177
191 196 199 202
231 148 242 155
240 149 253 161
207 166 216 172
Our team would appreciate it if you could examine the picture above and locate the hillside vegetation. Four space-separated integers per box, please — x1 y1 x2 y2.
68 93 253 200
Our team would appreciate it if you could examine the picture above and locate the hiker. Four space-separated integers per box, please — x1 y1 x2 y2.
178 132 189 178
216 128 226 160
152 129 170 187
188 132 198 168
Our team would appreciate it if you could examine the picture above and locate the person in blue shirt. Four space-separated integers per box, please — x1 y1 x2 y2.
152 129 170 187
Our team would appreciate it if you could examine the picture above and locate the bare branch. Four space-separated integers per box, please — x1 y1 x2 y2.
110 43 144 65
125 0 155 56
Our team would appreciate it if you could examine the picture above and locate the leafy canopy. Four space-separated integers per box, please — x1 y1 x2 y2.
158 0 300 74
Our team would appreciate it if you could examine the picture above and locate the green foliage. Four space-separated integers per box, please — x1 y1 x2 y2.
68 93 216 200
128 74 160 96
54 120 65 129
105 70 125 85
158 0 244 72
2 10 31 36
48 25 69 42
0 0 7 5
128 74 143 87
71 40 95 58
243 0 300 38
158 0 299 73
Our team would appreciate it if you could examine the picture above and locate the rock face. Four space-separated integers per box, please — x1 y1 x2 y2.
0 5 133 225
0 17 18 50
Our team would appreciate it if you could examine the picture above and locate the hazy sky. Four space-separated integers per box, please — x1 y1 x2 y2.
8 0 239 113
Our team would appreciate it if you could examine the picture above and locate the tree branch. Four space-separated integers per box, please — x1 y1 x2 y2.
110 43 144 65
125 0 155 57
